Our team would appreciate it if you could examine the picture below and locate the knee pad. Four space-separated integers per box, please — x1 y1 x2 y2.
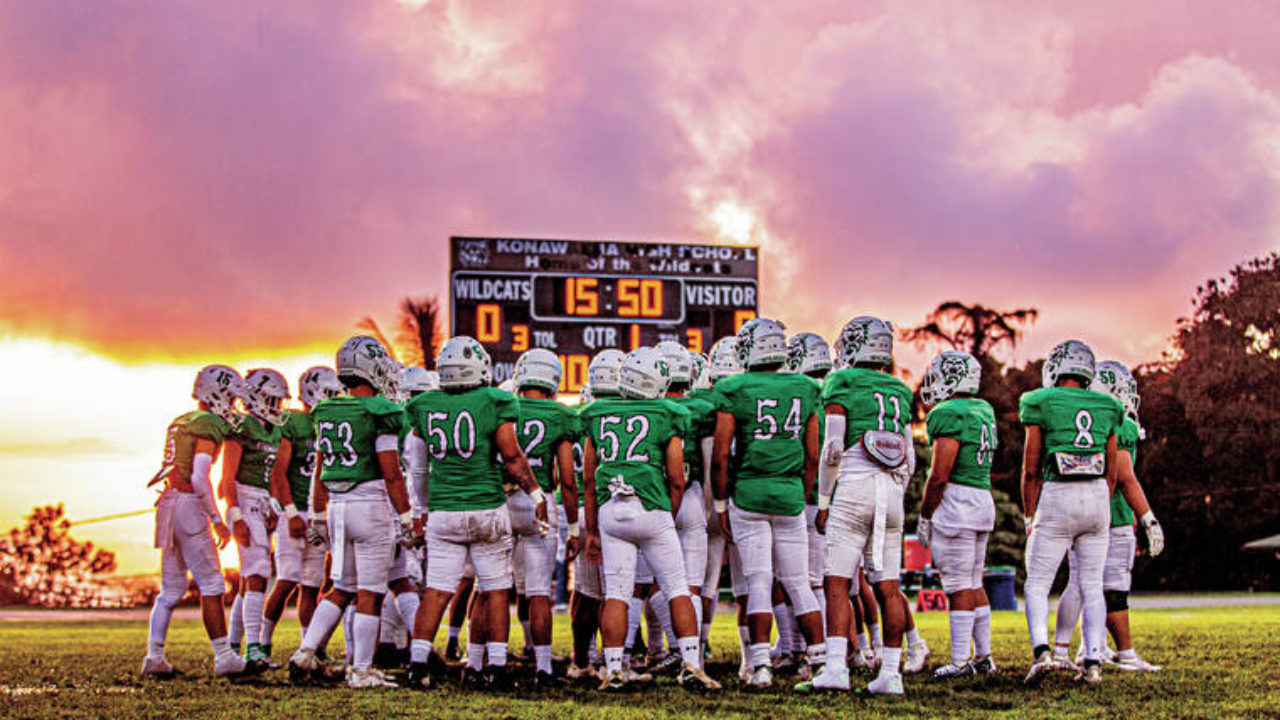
779 576 820 616
746 572 773 615
1104 590 1128 613
157 586 184 609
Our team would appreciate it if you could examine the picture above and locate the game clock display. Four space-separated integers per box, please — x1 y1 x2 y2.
450 236 760 391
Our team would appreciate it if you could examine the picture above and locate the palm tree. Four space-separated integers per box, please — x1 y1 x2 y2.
357 295 444 369
902 301 1038 361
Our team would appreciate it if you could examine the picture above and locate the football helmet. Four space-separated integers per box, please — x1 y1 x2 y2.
920 351 981 407
735 318 788 369
498 378 516 393
336 335 398 396
1042 339 1096 387
298 366 343 408
690 352 710 390
588 349 627 395
655 341 694 386
785 333 834 376
242 368 291 426
1091 360 1140 420
193 365 243 425
619 347 671 400
708 337 742 381
399 366 438 396
436 336 491 390
514 348 562 393
835 316 894 368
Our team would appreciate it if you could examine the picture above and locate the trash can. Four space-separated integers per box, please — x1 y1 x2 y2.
983 566 1018 610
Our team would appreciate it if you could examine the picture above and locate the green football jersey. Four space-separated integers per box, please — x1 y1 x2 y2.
405 387 519 512
821 367 914 444
712 371 819 516
1019 386 1124 482
1111 417 1141 527
152 410 230 488
516 396 580 494
312 395 405 493
925 397 997 490
280 409 317 510
667 395 716 486
231 415 284 491
581 397 689 513
689 387 716 405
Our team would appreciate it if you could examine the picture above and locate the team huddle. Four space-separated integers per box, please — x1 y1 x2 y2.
142 314 1165 695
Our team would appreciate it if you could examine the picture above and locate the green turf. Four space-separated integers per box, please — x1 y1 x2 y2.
1 606 1277 719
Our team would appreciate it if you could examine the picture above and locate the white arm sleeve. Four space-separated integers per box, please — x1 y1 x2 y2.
191 452 222 524
818 415 847 503
404 430 430 516
700 437 714 487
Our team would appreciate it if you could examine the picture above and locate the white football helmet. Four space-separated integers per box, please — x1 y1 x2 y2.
588 348 627 395
735 318 788 369
1042 339 1096 387
336 335 398 396
691 352 711 390
436 336 491 390
708 337 742 381
785 333 834 376
619 347 671 400
836 316 894 368
514 348 562 393
579 384 594 404
1091 360 1140 420
193 365 243 425
298 366 343 408
242 368 291 426
920 351 981 407
399 365 438 396
655 341 693 386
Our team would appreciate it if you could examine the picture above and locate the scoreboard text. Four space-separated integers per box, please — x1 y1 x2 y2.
450 237 760 391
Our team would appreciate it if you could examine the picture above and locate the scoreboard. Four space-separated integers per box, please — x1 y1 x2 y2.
450 237 759 391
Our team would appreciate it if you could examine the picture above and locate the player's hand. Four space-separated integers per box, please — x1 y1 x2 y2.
1141 512 1164 557
213 521 232 549
412 516 425 545
535 499 549 532
306 518 329 547
233 518 252 547
815 509 828 535
264 510 279 534
917 517 932 547
717 510 733 542
288 514 307 539
585 530 602 564
566 535 581 562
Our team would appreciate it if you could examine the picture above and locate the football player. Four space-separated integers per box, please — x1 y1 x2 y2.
511 348 580 685
260 366 343 663
142 365 249 679
222 368 290 670
1020 340 1124 685
1053 360 1165 671
807 316 915 695
287 336 414 689
711 319 826 688
582 347 721 692
916 351 999 678
403 336 545 690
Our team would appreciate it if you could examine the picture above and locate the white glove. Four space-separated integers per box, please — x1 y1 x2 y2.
306 518 329 547
397 511 415 548
917 517 932 548
1140 511 1164 557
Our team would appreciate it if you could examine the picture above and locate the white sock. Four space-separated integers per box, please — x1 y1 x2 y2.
535 645 552 674
857 631 871 654
806 642 826 667
521 619 533 651
486 641 508 668
300 599 343 652
973 606 992 658
869 623 883 650
790 607 807 653
352 612 380 671
950 610 975 665
750 642 770 669
604 646 624 675
379 598 403 644
410 639 433 664
343 605 356 664
880 646 902 676
773 604 794 655
260 617 277 649
243 590 264 649
678 635 701 669
701 621 713 648
229 594 244 647
395 593 421 641
826 636 849 671
467 642 485 670
626 598 644 651
147 600 174 658
1055 583 1084 648
211 635 235 661
905 625 921 648
737 625 750 661
448 625 461 644
300 624 308 644
649 590 676 652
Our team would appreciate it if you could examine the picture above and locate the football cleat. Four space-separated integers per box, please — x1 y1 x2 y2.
795 662 812 681
1024 650 1066 685
286 648 337 684
1075 663 1104 684
405 661 432 690
933 662 975 680
852 647 877 671
972 656 998 675
904 639 930 674
1115 655 1161 672
215 653 250 679
1076 643 1118 666
624 666 653 683
795 664 850 692
566 664 600 682
865 672 904 695
747 665 773 688
347 667 398 689
648 652 683 677
677 664 722 692
140 656 176 679
772 653 803 675
531 670 562 689
738 658 753 682
460 666 486 690
483 666 519 691
598 669 628 692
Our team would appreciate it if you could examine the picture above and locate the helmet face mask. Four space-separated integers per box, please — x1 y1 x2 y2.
588 349 627 395
514 348 562 394
336 335 398 396
299 366 343 408
921 350 981 407
618 347 671 399
1042 339 1096 388
707 337 743 382
735 318 788 369
193 365 244 425
242 368 291 426
1091 360 1140 421
836 316 894 368
655 341 693 386
785 332 834 376
436 336 491 390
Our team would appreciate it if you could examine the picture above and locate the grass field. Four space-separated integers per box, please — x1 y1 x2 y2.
2 605 1278 719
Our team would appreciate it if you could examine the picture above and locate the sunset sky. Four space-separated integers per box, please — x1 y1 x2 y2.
2 1 1279 574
